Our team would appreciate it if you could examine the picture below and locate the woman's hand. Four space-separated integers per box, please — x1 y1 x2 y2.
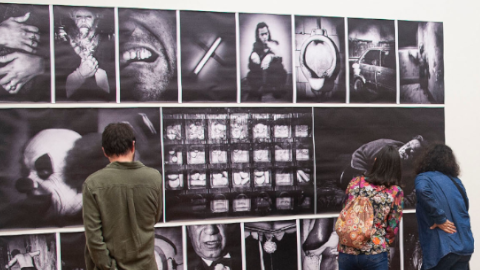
430 219 456 234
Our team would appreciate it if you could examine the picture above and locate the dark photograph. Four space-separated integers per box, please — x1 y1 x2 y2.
398 21 444 104
348 18 396 103
0 3 51 102
295 16 346 103
0 233 57 270
240 13 293 103
300 218 338 270
180 11 237 102
0 108 161 229
244 220 298 270
186 223 242 270
60 232 86 270
314 107 445 212
119 8 178 102
403 213 422 270
163 107 314 221
53 6 116 102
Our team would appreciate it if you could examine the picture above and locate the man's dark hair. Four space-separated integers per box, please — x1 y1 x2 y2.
11 249 20 257
255 22 272 43
102 123 135 157
365 145 402 187
415 143 460 177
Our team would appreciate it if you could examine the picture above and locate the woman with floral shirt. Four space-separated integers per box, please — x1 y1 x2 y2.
338 145 404 270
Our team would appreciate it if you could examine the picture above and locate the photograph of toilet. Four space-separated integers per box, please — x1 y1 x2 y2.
295 16 346 103
398 21 444 104
348 18 396 103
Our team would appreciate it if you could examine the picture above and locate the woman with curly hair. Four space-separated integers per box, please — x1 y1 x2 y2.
415 143 474 270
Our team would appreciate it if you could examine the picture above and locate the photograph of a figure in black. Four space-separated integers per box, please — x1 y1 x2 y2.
186 223 242 270
244 220 298 270
295 16 346 103
240 13 293 102
53 6 116 102
0 233 57 270
119 8 178 102
180 11 237 102
398 21 444 104
0 3 50 102
314 107 445 212
0 108 161 229
403 213 423 270
348 18 396 103
301 218 338 270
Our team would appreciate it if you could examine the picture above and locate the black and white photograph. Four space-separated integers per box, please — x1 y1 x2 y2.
240 13 293 103
314 107 445 212
180 11 237 102
186 223 242 270
398 20 444 104
0 233 57 270
0 108 161 229
404 213 422 270
295 16 346 103
163 107 314 221
0 3 51 102
60 232 86 270
154 227 185 270
301 218 338 270
53 6 116 102
244 220 298 270
119 8 178 102
348 18 396 103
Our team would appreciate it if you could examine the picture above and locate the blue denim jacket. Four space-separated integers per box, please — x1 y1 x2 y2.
415 171 474 269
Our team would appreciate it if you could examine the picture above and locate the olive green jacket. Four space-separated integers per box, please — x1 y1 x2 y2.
83 161 163 270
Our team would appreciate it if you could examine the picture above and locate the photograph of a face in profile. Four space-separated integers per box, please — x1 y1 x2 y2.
0 3 51 102
53 6 116 102
180 11 237 103
295 15 346 103
398 20 444 104
240 13 293 103
1 233 57 270
119 8 178 102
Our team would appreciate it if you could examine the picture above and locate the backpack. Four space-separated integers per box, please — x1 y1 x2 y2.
335 177 378 249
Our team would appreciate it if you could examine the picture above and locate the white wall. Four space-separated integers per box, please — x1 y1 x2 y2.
6 0 480 266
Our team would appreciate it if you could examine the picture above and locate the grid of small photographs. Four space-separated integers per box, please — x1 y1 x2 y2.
0 3 444 103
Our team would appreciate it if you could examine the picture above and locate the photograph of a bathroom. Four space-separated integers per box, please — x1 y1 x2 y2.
398 21 444 104
348 18 396 103
295 16 346 103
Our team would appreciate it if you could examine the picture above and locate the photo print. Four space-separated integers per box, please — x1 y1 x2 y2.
314 107 445 212
60 232 86 270
180 11 237 102
244 220 298 270
186 223 242 270
53 6 116 102
0 3 51 102
0 233 57 270
239 13 293 103
0 108 161 229
348 18 396 103
119 8 178 102
403 213 422 270
295 16 346 103
300 218 338 270
163 107 314 221
398 20 444 104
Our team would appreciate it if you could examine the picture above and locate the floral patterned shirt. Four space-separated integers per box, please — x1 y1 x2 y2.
338 176 404 255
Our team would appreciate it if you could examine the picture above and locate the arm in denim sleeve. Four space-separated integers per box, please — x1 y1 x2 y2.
385 188 404 245
415 175 447 225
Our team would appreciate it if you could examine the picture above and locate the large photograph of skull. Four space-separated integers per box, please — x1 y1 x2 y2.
163 107 314 221
0 3 51 102
119 8 178 102
239 13 293 103
314 107 445 213
0 108 161 229
295 16 346 103
0 233 57 270
53 6 116 102
398 20 444 104
348 18 396 103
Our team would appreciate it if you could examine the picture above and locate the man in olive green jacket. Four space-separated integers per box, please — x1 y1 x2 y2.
83 123 163 270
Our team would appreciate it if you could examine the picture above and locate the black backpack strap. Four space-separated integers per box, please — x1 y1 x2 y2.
447 176 469 211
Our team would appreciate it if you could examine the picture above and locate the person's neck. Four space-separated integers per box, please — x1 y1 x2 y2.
108 153 134 163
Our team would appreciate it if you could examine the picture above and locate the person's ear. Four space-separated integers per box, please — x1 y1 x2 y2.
102 147 108 158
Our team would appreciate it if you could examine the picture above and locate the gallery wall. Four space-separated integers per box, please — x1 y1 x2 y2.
0 0 478 269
